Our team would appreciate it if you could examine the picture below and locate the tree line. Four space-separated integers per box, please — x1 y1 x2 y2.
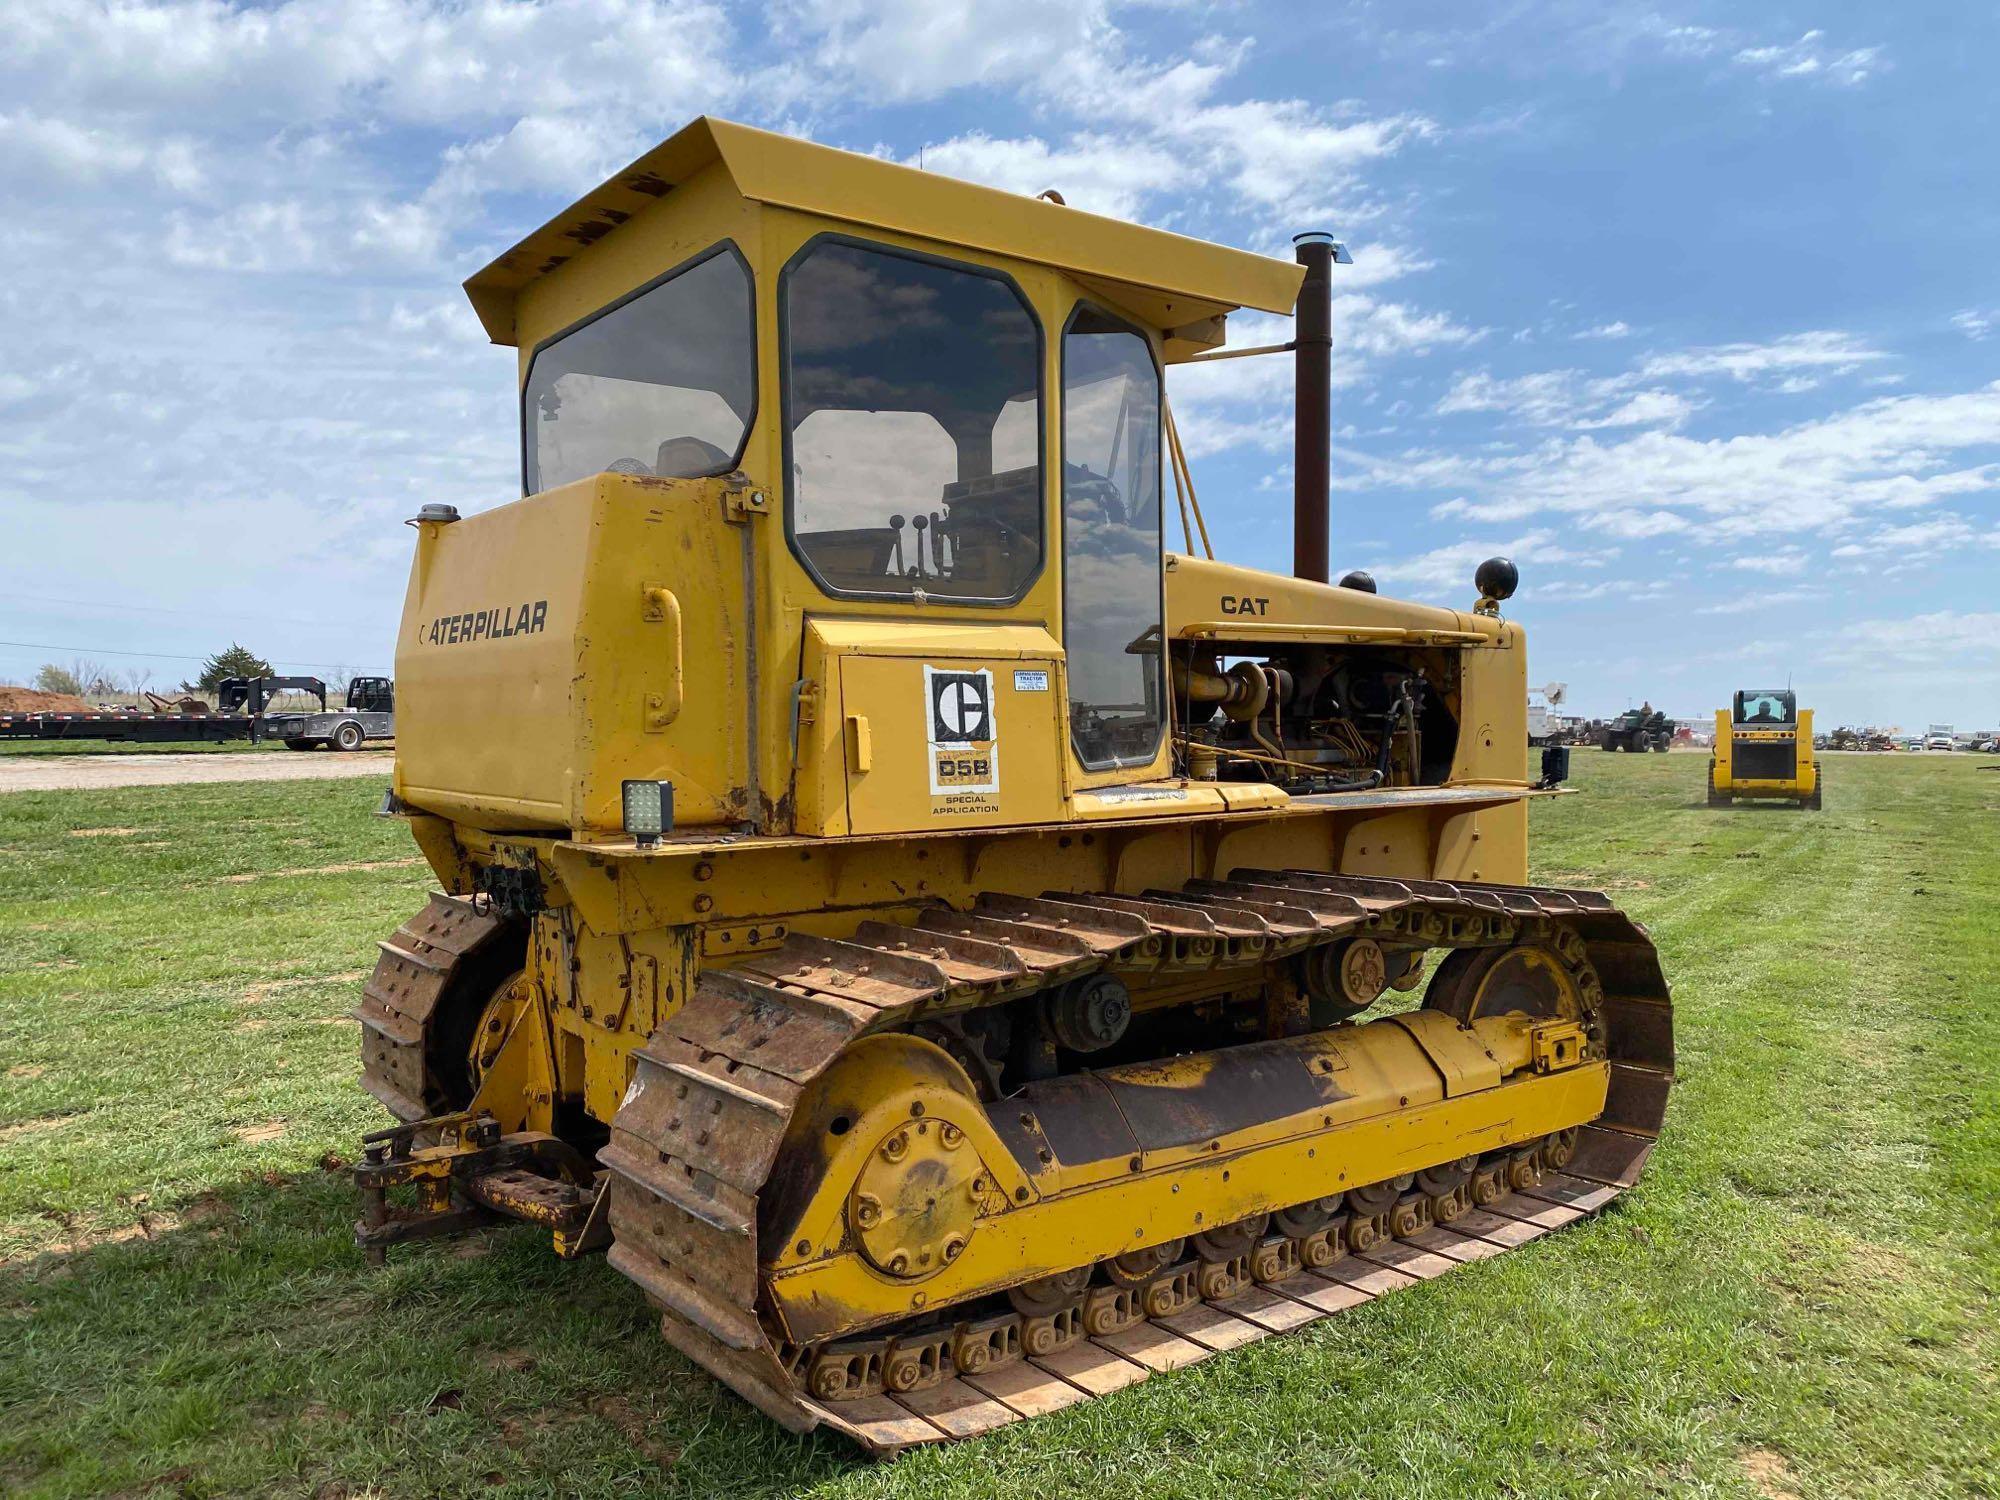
25 644 339 699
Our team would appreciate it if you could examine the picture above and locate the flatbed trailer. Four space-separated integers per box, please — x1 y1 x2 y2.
0 676 394 749
0 711 255 743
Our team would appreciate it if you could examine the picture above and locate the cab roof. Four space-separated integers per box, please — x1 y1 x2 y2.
462 116 1303 355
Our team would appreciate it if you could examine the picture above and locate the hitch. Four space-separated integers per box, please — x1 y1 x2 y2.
354 1110 608 1264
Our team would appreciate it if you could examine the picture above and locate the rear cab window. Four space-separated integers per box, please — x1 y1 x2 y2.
523 243 755 495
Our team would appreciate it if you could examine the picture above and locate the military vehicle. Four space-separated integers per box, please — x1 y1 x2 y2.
1600 707 1671 753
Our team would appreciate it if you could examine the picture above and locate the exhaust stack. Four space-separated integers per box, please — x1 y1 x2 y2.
1292 232 1348 583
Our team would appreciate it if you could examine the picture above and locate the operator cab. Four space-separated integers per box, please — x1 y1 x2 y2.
460 117 1253 823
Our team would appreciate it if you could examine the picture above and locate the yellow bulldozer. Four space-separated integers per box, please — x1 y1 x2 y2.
352 117 1673 1453
1709 689 1821 809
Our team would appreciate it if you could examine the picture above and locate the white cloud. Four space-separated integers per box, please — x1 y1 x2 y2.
1434 369 1692 431
0 113 206 192
1393 382 2000 540
1336 294 1480 358
1590 509 1691 540
1697 587 1827 615
1831 612 2000 668
1359 528 1593 594
1575 390 1696 430
777 0 1105 100
1951 310 1993 341
1171 289 1478 459
1729 552 1808 576
1437 369 1582 425
785 2 1433 224
1732 30 1884 87
899 131 1180 221
1535 576 1670 603
1637 330 1887 385
1831 514 2000 561
1575 321 1631 340
2 0 737 129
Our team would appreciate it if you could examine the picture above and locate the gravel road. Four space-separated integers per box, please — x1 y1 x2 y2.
0 750 396 794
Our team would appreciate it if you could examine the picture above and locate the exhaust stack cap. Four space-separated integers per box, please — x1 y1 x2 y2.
1293 231 1352 264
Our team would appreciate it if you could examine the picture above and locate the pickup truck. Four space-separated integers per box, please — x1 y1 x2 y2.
261 676 395 751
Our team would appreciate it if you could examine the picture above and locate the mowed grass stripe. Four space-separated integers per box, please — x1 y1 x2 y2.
0 753 1995 1498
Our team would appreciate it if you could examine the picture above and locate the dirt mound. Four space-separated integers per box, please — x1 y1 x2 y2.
0 686 95 713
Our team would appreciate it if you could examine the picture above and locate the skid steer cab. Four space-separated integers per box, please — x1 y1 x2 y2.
353 116 1672 1454
1709 689 1820 809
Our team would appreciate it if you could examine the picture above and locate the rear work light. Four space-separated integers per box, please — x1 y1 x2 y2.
621 780 675 847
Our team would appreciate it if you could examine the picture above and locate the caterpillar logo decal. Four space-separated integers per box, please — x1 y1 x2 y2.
421 599 549 646
924 665 999 805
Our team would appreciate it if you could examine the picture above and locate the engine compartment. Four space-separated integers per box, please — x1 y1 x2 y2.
1171 643 1462 791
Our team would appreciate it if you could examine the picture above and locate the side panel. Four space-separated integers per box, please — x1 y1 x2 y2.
395 487 592 827
1453 622 1529 785
838 642 1066 836
571 479 751 833
394 473 750 833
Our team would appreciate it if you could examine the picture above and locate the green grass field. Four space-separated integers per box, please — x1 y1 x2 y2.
2 755 1995 1498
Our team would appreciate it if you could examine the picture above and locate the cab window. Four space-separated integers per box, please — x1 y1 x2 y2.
781 238 1042 602
1062 307 1164 769
523 244 754 494
1734 690 1795 724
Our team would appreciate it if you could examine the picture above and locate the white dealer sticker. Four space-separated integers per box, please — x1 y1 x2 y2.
1013 669 1049 693
924 666 1000 799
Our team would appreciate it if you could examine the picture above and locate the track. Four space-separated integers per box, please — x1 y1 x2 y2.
597 871 1672 1454
782 1171 1625 1453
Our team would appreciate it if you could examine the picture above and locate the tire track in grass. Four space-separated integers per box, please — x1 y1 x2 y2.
1653 763 1997 1495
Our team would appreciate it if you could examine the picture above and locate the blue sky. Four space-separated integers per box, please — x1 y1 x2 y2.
2 0 1994 729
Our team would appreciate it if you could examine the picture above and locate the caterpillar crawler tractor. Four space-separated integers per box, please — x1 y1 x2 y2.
1710 689 1820 808
353 118 1673 1454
